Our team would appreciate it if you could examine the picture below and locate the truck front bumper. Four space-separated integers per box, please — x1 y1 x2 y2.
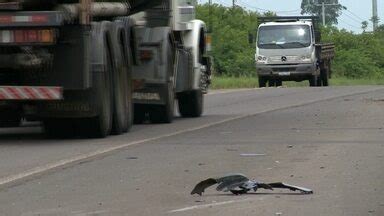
257 63 317 80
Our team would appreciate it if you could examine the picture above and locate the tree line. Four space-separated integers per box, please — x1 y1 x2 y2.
196 3 384 79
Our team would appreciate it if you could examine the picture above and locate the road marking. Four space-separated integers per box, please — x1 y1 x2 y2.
208 88 260 95
0 87 383 189
168 199 251 213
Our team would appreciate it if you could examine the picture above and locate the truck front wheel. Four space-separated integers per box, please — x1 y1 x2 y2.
258 76 267 88
309 75 318 87
178 89 203 118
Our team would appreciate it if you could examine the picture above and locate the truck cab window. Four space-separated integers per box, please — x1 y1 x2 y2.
257 25 311 49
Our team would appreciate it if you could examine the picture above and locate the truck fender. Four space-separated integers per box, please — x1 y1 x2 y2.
182 20 207 89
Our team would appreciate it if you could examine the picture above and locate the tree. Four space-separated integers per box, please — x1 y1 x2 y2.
300 0 346 25
196 3 260 76
377 24 384 32
361 21 368 32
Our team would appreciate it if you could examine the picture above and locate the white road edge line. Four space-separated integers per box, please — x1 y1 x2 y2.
168 199 251 213
0 87 383 189
207 88 260 95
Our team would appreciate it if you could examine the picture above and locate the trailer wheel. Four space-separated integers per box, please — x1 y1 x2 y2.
258 76 267 88
87 46 113 138
149 82 175 123
77 35 114 138
110 26 132 135
178 89 203 118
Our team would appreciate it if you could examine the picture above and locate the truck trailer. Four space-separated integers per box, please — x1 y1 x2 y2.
0 0 212 137
255 16 334 87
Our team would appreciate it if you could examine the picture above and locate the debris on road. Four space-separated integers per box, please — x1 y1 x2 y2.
191 174 313 196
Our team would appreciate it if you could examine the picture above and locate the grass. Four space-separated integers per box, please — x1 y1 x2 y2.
211 76 384 89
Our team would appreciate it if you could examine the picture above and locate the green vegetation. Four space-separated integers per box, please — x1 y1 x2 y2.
211 76 384 89
196 4 384 86
322 27 384 79
196 4 260 77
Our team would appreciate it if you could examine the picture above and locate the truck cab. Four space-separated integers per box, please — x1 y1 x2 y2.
255 16 323 87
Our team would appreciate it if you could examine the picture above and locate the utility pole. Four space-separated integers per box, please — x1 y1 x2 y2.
232 0 236 8
209 0 212 32
372 0 378 31
207 0 213 52
314 0 339 25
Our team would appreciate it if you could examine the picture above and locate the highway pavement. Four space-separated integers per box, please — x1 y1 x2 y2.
0 86 384 215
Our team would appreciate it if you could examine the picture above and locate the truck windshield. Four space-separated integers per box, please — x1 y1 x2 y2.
257 25 311 49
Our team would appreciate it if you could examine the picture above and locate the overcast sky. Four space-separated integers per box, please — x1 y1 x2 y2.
198 0 383 32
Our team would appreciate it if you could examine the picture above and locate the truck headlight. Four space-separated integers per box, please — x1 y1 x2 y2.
300 55 312 62
256 55 267 64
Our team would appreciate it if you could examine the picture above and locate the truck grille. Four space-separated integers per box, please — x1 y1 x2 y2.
269 55 300 63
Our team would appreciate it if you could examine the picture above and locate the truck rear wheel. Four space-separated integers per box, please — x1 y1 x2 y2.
321 69 329 86
149 83 174 123
85 45 114 138
178 89 203 118
110 25 132 135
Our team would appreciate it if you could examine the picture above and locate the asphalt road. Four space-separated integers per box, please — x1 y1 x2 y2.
1 86 384 216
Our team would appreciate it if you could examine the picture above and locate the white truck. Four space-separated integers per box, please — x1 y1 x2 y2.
0 0 212 137
255 16 334 87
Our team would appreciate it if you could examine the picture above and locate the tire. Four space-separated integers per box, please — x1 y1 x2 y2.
275 79 282 87
43 22 113 139
321 69 329 86
317 76 323 86
149 82 175 123
268 79 276 87
309 75 318 87
79 23 113 138
110 23 132 135
86 48 113 138
258 76 267 88
178 89 203 118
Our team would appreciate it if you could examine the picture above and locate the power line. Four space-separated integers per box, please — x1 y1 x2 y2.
344 9 365 22
342 12 365 24
338 19 362 30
